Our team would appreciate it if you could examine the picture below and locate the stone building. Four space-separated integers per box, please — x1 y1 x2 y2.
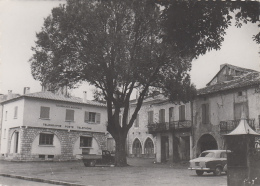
126 64 260 162
127 93 192 163
192 64 260 158
0 89 108 161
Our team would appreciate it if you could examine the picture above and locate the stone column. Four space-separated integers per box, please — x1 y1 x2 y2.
156 133 161 163
190 135 193 159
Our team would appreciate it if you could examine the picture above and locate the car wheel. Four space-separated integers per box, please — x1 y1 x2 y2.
84 162 89 167
196 170 204 176
214 166 222 176
89 160 96 167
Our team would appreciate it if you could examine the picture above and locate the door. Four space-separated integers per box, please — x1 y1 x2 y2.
161 136 169 162
14 132 19 153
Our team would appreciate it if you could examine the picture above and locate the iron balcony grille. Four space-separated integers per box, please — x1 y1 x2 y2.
219 119 256 134
147 120 192 133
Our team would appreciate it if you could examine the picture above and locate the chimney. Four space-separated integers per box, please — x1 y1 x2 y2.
83 91 87 103
7 90 12 100
23 87 30 94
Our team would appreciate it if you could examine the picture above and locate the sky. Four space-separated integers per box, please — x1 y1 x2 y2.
0 0 259 100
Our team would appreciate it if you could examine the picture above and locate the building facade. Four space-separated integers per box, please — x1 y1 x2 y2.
192 64 260 158
126 64 260 162
0 90 108 161
127 94 192 163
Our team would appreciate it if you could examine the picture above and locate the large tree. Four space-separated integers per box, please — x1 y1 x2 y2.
30 0 259 166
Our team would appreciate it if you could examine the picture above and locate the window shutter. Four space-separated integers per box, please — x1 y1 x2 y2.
85 111 89 122
179 105 185 121
40 107 50 119
135 114 139 127
162 109 165 122
234 103 242 120
66 109 74 121
14 106 18 118
206 104 210 123
151 111 154 123
148 111 154 124
202 104 206 124
96 113 101 124
159 109 165 123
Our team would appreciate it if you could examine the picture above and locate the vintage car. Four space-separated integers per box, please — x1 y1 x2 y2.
188 150 230 176
76 150 115 167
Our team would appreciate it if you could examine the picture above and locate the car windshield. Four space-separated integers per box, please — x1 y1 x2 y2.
200 152 215 158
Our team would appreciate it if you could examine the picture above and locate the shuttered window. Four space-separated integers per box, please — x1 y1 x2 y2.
134 114 139 127
234 102 248 120
40 106 50 119
179 105 185 121
65 109 74 121
169 107 174 122
14 106 18 119
159 109 165 123
85 111 101 124
148 111 154 124
202 103 210 124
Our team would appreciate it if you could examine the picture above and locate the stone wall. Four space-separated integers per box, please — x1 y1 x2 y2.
5 126 106 161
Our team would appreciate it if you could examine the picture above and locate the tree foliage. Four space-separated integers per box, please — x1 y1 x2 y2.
30 0 259 166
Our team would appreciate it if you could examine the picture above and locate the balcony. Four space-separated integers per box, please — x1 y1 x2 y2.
147 120 192 134
219 119 256 134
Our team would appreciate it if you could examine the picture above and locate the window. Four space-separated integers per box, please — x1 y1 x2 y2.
66 109 74 121
148 111 154 124
169 107 174 122
144 138 154 155
134 114 139 127
179 105 185 121
159 109 165 123
80 136 92 147
40 106 50 119
234 102 248 120
238 91 243 96
85 111 101 123
132 139 142 156
14 106 18 119
202 103 210 124
39 133 54 145
4 129 6 138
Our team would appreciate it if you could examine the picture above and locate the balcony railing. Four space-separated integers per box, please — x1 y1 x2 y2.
147 120 192 134
219 119 256 134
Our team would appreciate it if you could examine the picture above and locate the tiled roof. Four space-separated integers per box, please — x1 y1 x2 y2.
130 93 168 105
2 91 106 107
207 64 257 86
198 72 260 96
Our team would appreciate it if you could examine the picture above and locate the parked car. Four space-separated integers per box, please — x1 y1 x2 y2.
188 150 230 176
76 150 115 167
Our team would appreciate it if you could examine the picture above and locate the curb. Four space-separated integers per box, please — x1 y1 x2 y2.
0 173 86 186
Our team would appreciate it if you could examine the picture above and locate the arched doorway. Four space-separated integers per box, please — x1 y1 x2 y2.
197 134 218 155
144 138 154 157
132 139 142 157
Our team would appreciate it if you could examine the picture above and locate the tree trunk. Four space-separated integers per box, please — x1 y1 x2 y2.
114 135 128 167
